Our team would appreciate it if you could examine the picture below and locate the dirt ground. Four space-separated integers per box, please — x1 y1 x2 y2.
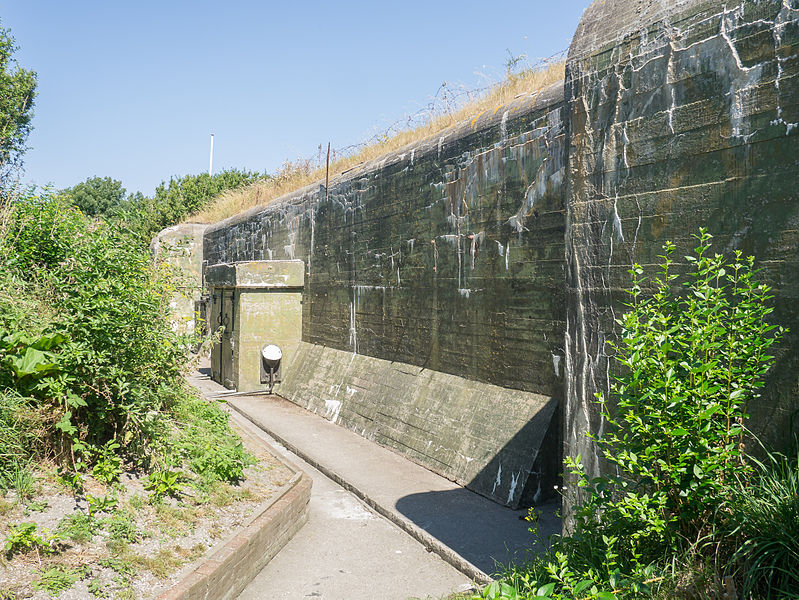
0 422 293 599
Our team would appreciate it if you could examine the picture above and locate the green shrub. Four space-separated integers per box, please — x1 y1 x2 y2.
114 169 266 241
566 229 783 571
474 230 785 598
0 192 194 474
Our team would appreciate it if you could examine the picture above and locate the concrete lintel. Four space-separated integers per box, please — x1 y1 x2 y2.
206 260 305 289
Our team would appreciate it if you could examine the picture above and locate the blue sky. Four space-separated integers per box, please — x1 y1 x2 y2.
3 1 593 196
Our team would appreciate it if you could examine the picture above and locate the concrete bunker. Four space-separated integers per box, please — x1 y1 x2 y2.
205 260 304 392
162 0 799 518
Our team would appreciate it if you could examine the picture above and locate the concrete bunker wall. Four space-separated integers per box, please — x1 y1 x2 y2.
200 0 799 514
563 0 799 514
151 223 208 336
204 84 567 508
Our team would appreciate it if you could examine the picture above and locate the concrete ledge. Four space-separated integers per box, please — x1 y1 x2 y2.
157 420 312 600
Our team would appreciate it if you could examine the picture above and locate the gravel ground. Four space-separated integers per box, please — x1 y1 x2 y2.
0 422 293 599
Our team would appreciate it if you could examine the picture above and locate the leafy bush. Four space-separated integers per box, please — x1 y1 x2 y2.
114 169 266 241
60 176 128 218
473 230 785 599
566 229 783 571
0 192 191 472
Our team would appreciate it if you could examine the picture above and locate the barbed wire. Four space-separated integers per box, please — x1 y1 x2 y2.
297 48 568 170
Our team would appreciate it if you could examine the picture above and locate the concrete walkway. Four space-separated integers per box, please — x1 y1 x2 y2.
189 367 559 596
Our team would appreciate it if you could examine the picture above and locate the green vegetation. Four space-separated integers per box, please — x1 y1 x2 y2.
0 20 36 185
60 176 129 218
473 230 792 599
3 522 58 557
58 169 267 243
32 564 89 595
56 512 98 543
0 189 260 595
0 189 252 497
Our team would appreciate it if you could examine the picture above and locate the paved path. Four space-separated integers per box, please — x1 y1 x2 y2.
229 410 471 600
189 367 559 598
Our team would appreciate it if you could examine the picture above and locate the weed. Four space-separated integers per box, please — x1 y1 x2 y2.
86 492 118 516
98 556 137 599
209 482 257 507
56 512 98 543
105 538 129 556
32 564 88 595
87 579 108 598
726 449 799 598
128 493 146 511
91 441 123 484
153 503 196 537
8 465 35 500
56 466 84 494
104 509 141 543
25 499 48 512
3 522 58 557
0 498 13 516
127 543 205 579
99 556 136 579
144 469 184 500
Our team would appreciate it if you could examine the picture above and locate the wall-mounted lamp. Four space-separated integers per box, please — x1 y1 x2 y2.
260 344 282 393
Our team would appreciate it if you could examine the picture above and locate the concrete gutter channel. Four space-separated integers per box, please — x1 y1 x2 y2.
225 396 491 586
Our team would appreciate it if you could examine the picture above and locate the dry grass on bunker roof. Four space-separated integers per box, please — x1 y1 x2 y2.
190 60 565 224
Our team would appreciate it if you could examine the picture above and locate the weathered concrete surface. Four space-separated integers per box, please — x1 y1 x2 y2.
151 223 208 336
204 86 567 507
195 0 799 521
564 0 799 518
280 341 559 509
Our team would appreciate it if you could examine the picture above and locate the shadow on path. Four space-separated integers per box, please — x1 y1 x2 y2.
395 490 560 575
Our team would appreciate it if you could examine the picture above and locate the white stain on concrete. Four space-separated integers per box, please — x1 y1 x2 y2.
324 399 342 423
508 471 520 504
492 464 502 495
322 490 377 521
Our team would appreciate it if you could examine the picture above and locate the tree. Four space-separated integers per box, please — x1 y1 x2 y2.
151 168 265 225
0 21 36 184
62 176 127 217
